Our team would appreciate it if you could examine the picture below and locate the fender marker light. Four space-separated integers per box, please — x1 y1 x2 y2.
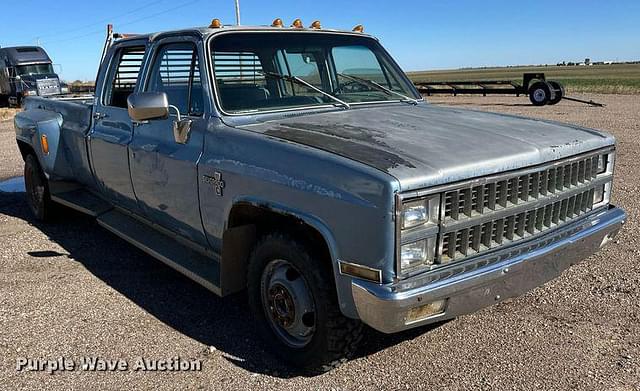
209 19 222 28
310 20 321 29
272 18 284 27
291 18 304 29
40 134 49 155
353 24 365 33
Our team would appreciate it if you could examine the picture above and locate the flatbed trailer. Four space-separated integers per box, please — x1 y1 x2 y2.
414 73 604 107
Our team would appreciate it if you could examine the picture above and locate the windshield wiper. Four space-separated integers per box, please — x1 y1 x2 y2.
337 73 419 105
260 71 351 109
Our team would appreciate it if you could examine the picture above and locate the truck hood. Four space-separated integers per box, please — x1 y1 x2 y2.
238 104 614 192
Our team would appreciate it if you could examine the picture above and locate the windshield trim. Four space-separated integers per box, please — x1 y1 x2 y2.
205 30 423 118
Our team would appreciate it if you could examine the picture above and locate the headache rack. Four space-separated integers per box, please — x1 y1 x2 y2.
435 150 613 264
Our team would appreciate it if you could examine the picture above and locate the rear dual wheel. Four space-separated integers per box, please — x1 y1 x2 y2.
247 233 363 373
24 154 54 221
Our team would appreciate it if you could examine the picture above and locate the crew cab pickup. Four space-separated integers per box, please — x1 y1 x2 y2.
14 21 626 371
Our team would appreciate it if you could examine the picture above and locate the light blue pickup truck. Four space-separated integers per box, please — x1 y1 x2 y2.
14 21 626 371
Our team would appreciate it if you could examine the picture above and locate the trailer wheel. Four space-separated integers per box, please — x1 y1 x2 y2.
547 81 564 105
529 81 555 106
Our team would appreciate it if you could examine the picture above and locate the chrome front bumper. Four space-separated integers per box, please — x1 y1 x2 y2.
352 205 626 334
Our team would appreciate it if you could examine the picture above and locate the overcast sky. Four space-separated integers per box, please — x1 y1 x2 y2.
1 0 638 81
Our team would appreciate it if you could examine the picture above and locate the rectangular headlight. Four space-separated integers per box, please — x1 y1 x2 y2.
597 154 607 174
400 237 436 274
401 196 440 230
597 151 615 175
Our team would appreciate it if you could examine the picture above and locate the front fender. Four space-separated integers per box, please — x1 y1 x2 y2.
224 196 362 317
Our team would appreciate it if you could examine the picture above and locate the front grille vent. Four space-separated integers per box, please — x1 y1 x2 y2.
440 187 595 263
443 155 599 221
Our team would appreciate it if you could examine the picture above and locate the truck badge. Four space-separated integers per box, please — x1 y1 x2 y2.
204 172 225 196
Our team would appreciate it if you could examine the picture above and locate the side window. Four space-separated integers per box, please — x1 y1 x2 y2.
103 46 145 108
145 43 204 116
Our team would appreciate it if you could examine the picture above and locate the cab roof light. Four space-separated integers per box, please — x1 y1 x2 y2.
291 18 304 29
352 24 365 33
209 18 223 28
310 20 322 29
272 18 284 28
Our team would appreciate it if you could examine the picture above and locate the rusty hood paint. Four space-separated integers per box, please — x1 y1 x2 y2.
237 104 615 192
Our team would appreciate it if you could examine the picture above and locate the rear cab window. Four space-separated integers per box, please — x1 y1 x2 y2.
102 46 146 108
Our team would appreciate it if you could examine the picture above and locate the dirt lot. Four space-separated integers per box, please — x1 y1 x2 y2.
1 94 639 390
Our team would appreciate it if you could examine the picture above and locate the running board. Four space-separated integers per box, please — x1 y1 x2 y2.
97 209 222 296
51 188 113 217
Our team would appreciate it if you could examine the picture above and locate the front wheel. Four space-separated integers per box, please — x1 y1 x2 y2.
24 154 54 221
247 233 363 373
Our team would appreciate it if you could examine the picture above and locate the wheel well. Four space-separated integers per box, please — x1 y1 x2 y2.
221 203 333 294
16 140 36 161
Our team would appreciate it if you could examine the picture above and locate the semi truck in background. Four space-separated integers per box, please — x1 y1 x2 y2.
0 46 67 107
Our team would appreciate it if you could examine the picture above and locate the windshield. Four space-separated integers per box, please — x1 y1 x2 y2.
210 32 419 114
16 63 54 76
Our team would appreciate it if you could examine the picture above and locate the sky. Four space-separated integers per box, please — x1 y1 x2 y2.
0 0 638 81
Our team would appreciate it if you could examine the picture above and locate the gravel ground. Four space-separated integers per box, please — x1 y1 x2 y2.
0 94 638 390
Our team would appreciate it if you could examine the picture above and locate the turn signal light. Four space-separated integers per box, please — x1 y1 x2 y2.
310 20 321 29
271 18 284 27
209 18 222 28
40 134 49 155
291 18 304 28
352 24 365 33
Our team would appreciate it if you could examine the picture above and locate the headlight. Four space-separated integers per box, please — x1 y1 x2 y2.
400 237 437 273
593 184 605 204
398 195 440 277
401 196 440 230
597 152 615 175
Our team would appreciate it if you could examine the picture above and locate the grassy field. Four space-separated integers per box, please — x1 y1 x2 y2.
408 63 640 94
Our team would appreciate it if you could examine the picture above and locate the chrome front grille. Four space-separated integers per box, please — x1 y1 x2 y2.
443 155 600 222
440 187 596 263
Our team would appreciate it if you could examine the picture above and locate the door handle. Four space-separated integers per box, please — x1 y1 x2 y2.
93 112 108 121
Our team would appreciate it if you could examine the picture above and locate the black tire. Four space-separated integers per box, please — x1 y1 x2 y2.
547 80 565 105
247 233 363 373
528 81 555 106
24 154 54 221
0 95 8 108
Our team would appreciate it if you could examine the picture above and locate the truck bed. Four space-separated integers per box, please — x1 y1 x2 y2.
15 96 95 185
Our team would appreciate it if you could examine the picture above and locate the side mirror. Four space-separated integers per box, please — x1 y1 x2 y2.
127 92 169 122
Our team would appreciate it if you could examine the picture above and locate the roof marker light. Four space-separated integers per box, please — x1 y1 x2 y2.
291 18 304 29
310 20 321 29
272 18 284 28
209 19 222 28
353 24 365 33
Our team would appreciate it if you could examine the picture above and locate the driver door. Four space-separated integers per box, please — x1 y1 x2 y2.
128 40 208 246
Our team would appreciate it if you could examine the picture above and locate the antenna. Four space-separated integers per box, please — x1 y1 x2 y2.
234 0 241 25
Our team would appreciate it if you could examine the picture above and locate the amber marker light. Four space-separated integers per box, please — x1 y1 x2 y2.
310 20 322 29
352 24 365 33
209 18 222 28
272 18 284 27
291 18 304 28
40 134 49 155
